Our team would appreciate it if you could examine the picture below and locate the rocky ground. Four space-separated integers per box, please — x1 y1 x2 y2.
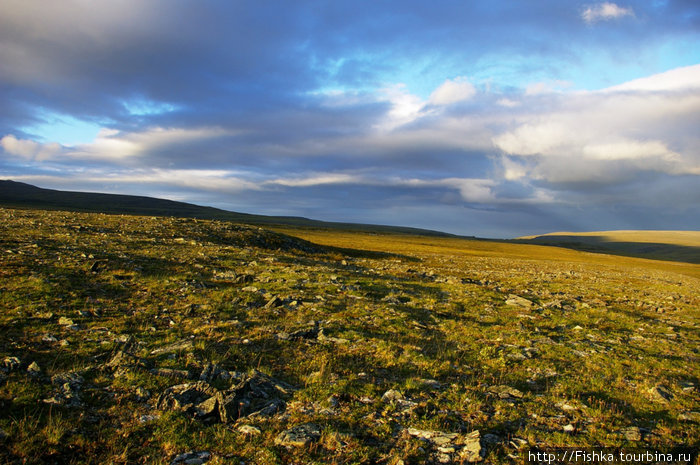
0 208 698 464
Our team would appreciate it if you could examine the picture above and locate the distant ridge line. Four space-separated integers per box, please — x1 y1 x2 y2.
0 179 461 238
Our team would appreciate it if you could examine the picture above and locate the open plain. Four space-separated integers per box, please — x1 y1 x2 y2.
0 208 698 464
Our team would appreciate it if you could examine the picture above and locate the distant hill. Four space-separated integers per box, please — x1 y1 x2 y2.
0 180 456 237
516 230 700 264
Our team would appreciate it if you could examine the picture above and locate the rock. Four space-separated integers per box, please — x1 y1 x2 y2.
157 381 217 417
619 426 642 441
157 371 293 424
42 334 58 343
505 295 532 309
2 356 20 372
381 389 404 403
407 428 458 444
106 351 149 372
563 424 575 433
215 371 293 422
408 428 482 463
150 368 192 379
264 296 283 308
487 385 524 399
150 339 194 355
237 425 261 436
199 363 245 383
170 451 211 465
58 317 75 326
459 430 483 462
275 423 321 447
678 411 700 422
27 361 41 377
648 385 674 403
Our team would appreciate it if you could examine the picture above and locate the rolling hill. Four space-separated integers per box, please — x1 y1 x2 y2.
0 180 455 237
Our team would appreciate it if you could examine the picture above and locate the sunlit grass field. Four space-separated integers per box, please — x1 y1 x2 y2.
1 209 698 464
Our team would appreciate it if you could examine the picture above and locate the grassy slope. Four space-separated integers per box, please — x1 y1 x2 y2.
0 180 455 238
1 208 698 464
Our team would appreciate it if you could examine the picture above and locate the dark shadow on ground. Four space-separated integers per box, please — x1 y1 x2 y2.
513 235 700 264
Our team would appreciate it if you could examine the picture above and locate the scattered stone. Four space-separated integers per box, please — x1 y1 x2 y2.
157 371 293 424
487 385 524 399
679 381 696 393
237 425 262 436
648 385 674 403
170 451 211 465
199 363 244 384
27 361 41 377
150 368 192 379
2 356 20 372
459 430 483 462
58 316 75 326
139 414 160 423
619 426 642 441
407 428 482 463
150 339 194 355
381 389 404 403
505 295 532 309
106 351 149 372
264 295 283 308
563 424 575 433
42 334 58 342
275 423 321 447
407 427 458 444
418 379 442 389
157 381 218 419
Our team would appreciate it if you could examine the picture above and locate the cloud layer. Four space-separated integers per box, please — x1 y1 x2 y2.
1 1 699 237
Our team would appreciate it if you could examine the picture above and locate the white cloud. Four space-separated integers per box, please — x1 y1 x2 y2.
582 3 634 23
429 77 476 105
604 64 700 92
492 65 700 184
375 84 427 131
1 134 62 161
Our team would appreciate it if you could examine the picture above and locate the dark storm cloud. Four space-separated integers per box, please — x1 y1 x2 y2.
1 0 699 236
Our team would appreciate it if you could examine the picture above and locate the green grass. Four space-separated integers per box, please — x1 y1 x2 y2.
0 208 698 464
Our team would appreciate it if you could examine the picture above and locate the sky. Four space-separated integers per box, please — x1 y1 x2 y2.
1 0 699 238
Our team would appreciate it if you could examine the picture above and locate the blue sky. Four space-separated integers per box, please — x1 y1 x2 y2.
1 0 699 237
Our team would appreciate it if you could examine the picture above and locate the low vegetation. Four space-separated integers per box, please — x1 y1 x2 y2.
0 208 698 464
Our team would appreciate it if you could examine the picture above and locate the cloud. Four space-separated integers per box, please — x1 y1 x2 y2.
492 66 700 186
1 135 62 161
582 3 634 23
429 77 476 105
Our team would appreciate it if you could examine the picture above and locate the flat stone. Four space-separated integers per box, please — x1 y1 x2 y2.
505 295 532 308
170 451 211 465
487 385 524 399
381 389 404 403
459 430 483 462
648 385 674 403
150 339 194 355
275 423 321 447
619 426 642 441
58 317 74 326
237 425 262 436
